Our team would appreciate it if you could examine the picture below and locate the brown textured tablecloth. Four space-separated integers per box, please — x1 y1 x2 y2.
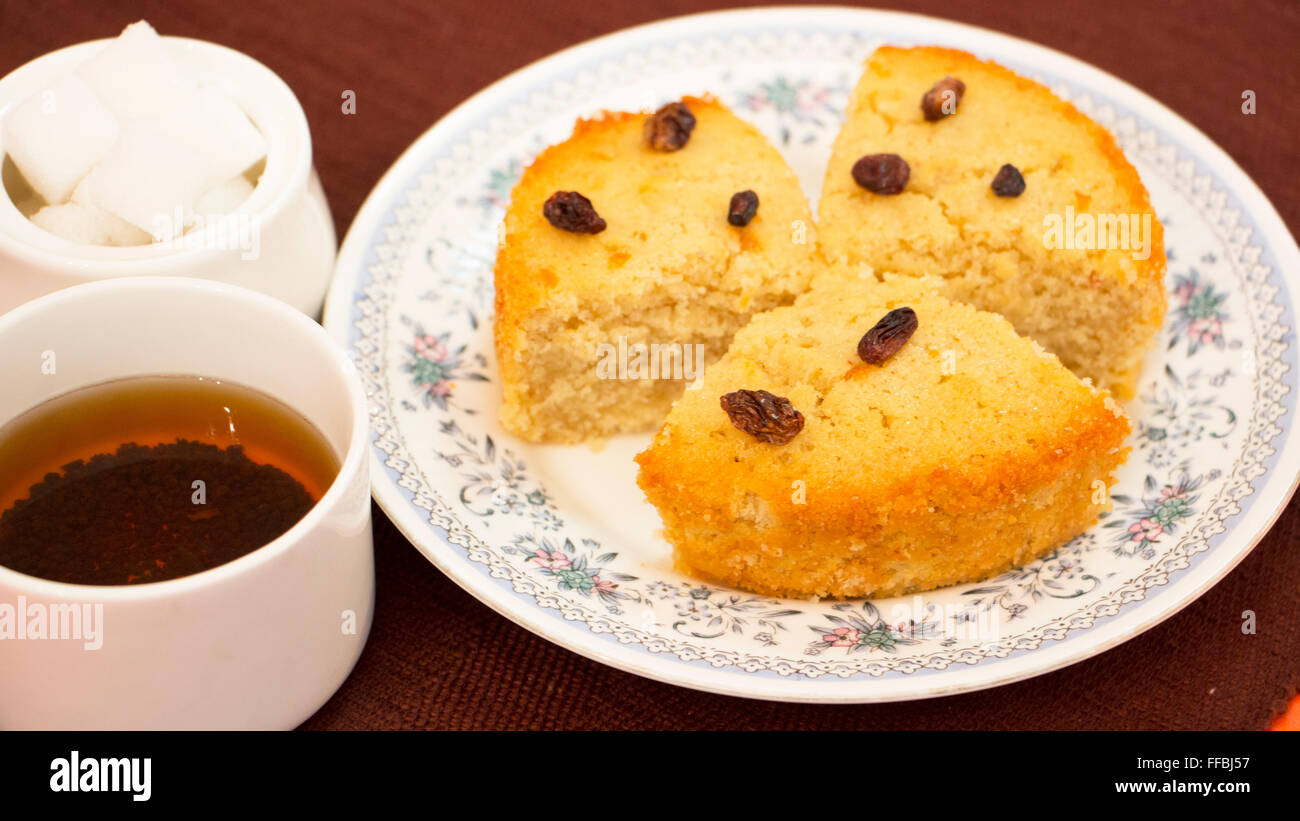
6 0 1298 730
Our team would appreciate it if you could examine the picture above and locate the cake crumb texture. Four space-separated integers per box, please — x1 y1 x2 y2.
636 277 1131 599
818 46 1166 399
495 95 818 443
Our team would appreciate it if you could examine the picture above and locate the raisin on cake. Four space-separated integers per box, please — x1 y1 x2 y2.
635 277 1130 599
494 96 817 443
818 46 1166 399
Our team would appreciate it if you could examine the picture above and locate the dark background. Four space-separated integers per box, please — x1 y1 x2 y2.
4 0 1297 729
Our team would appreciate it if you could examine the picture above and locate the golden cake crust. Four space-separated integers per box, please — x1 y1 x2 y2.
817 46 1167 398
867 47 1159 225
495 95 818 442
636 277 1131 599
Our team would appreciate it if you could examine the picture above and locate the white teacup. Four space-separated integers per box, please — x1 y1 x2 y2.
0 277 372 730
0 36 336 317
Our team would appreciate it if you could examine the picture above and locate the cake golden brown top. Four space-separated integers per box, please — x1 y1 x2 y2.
636 276 1131 531
494 95 817 336
815 46 1166 399
818 45 1164 289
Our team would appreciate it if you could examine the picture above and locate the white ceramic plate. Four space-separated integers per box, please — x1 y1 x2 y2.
323 7 1300 702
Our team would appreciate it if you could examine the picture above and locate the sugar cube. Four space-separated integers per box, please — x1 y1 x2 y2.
31 202 152 246
152 88 267 182
83 124 218 239
2 75 120 204
75 21 200 122
193 175 255 219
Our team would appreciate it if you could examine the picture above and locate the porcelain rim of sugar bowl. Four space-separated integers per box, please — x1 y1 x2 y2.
0 37 335 316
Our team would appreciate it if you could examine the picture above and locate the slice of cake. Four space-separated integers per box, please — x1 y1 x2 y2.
818 46 1166 398
494 95 817 443
635 277 1130 599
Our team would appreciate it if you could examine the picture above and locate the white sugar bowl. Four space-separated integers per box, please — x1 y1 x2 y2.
0 35 336 318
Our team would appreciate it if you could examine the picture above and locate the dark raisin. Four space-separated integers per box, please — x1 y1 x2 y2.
851 153 910 195
857 307 918 365
720 389 804 445
991 164 1026 197
921 76 966 121
727 190 759 226
542 191 606 233
643 101 696 151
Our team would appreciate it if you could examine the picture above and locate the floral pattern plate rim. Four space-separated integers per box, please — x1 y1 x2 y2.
322 7 1300 702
